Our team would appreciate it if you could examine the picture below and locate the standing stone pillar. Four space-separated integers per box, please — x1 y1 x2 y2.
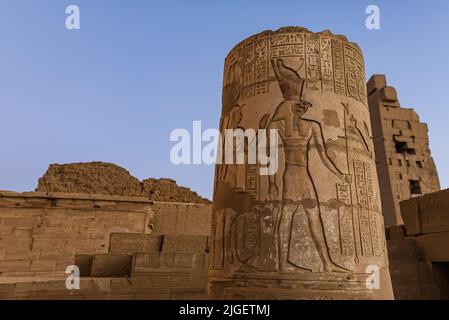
209 27 394 299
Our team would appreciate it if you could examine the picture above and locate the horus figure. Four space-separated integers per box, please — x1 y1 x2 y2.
267 59 350 272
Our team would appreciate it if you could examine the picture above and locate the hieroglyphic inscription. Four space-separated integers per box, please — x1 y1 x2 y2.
365 163 375 208
242 41 255 98
353 160 381 257
337 182 351 206
365 163 381 256
331 39 346 96
337 182 355 256
211 27 394 300
343 44 366 105
246 165 258 199
320 36 334 92
270 32 305 59
223 30 367 105
305 33 321 91
354 160 373 256
255 38 269 95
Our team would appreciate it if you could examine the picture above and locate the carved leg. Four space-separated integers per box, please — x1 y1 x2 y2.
277 203 296 272
304 205 347 272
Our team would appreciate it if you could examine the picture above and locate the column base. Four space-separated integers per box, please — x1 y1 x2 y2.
209 271 376 300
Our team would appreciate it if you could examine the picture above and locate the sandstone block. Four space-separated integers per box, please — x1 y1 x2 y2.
0 260 31 272
400 198 421 236
388 225 406 240
109 233 163 254
30 260 57 272
56 259 76 272
90 254 132 277
162 235 207 254
380 86 398 102
74 255 93 276
133 252 161 272
367 74 386 95
152 202 212 236
415 232 449 262
5 249 38 261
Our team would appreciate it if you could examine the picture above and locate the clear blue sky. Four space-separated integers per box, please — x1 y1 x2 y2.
0 0 448 199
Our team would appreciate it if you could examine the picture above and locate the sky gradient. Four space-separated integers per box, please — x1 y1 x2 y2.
0 0 448 199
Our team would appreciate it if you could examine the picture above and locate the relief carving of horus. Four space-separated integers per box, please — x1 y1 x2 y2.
212 58 385 275
210 28 393 300
263 58 352 272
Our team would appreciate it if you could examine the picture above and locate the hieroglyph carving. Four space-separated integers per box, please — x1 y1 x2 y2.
210 27 392 300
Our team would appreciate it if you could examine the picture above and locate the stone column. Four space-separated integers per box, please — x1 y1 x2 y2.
209 27 394 299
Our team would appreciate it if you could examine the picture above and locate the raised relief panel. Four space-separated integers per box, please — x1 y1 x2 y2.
332 39 347 96
337 182 356 258
210 27 393 300
306 33 321 91
236 212 259 263
320 36 334 92
354 159 373 257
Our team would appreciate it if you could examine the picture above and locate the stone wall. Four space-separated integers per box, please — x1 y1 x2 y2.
0 191 212 299
0 252 209 300
37 162 211 204
386 225 439 299
386 189 449 299
367 75 440 226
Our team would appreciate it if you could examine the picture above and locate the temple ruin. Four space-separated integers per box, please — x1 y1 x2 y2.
0 27 447 300
386 189 449 299
367 75 440 226
0 163 211 299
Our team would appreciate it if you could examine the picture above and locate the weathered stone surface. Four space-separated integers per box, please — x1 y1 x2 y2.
37 162 143 197
74 255 93 276
387 189 449 299
0 276 208 300
36 162 210 204
413 189 449 234
368 75 440 226
415 232 449 262
210 26 393 300
142 178 210 204
109 233 163 254
152 202 212 236
400 189 449 261
388 225 406 240
379 87 398 102
387 235 439 300
132 252 209 273
90 254 132 277
0 190 212 299
367 74 386 95
400 197 421 236
162 235 208 254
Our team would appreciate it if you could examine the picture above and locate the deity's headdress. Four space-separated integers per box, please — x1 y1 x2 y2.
271 59 306 101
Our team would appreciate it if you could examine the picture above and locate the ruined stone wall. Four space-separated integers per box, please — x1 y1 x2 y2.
0 191 212 299
386 189 449 299
0 275 208 300
367 75 440 226
400 189 449 262
0 191 151 277
386 225 439 299
37 162 211 204
151 202 212 236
